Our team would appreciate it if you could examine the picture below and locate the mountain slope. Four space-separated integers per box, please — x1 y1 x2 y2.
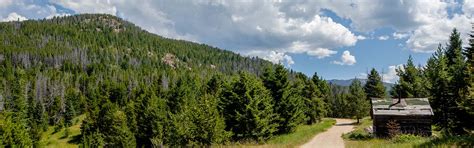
0 14 272 76
0 14 283 146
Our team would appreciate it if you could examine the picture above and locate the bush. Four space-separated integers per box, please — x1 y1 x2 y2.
345 130 372 140
386 120 400 138
391 134 422 143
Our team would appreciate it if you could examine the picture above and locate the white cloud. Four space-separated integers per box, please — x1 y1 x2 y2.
0 1 73 23
278 0 472 53
0 0 13 8
378 35 389 40
463 0 474 17
49 0 359 59
406 14 473 52
50 0 117 15
306 48 338 59
332 50 356 66
382 64 403 83
246 50 295 66
356 35 367 40
1 12 27 22
287 41 337 59
392 32 410 39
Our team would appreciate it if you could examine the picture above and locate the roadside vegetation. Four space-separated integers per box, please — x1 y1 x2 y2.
266 118 336 147
343 118 474 147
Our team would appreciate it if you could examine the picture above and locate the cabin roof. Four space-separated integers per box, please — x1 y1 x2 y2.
371 98 433 116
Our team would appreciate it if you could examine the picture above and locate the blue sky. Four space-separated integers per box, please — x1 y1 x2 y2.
1 0 473 82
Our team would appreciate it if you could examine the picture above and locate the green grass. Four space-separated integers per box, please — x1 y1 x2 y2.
40 115 85 148
265 119 336 147
343 117 474 147
342 117 373 140
36 116 335 147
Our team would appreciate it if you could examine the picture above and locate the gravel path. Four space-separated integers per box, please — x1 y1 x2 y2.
300 119 356 148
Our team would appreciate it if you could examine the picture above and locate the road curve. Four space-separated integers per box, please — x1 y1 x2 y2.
300 119 355 148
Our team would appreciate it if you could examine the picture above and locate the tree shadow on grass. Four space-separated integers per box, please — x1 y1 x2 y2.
68 134 82 144
416 135 474 147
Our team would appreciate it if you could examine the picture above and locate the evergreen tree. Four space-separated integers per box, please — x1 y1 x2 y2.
462 24 474 131
133 88 168 147
299 73 326 124
425 46 455 134
171 93 230 145
221 72 278 142
391 56 428 98
445 28 471 134
2 72 33 146
1 112 32 147
262 65 289 102
311 72 331 118
98 102 136 147
262 65 305 133
278 77 307 133
364 68 386 99
348 79 368 123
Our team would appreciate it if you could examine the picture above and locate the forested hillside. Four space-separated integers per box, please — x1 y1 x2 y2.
0 14 331 147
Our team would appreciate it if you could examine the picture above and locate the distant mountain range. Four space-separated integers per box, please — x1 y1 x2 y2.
327 79 394 89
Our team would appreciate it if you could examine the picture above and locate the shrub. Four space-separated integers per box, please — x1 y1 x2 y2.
345 130 373 140
391 134 422 143
386 120 400 137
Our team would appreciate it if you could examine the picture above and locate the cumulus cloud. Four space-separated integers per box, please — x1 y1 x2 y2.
356 35 367 40
406 14 473 52
279 0 473 52
357 64 403 83
287 41 338 59
464 0 474 17
378 35 389 40
382 64 403 83
392 32 410 39
47 0 359 59
332 50 356 65
50 0 117 15
0 0 13 8
246 50 295 66
0 1 73 22
306 48 338 59
1 12 27 22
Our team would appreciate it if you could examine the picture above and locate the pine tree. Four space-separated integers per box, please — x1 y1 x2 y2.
262 65 305 133
462 24 474 131
364 68 386 99
278 77 307 133
392 56 428 98
187 93 231 144
221 72 278 142
298 73 326 124
445 28 470 134
311 72 331 117
262 65 289 102
425 45 454 134
2 72 33 146
348 79 368 123
98 102 136 147
1 112 33 147
134 88 167 147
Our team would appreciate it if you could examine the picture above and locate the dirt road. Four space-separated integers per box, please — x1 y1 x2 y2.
300 119 355 148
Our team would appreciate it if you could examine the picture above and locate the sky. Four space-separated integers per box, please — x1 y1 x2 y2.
1 0 473 83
